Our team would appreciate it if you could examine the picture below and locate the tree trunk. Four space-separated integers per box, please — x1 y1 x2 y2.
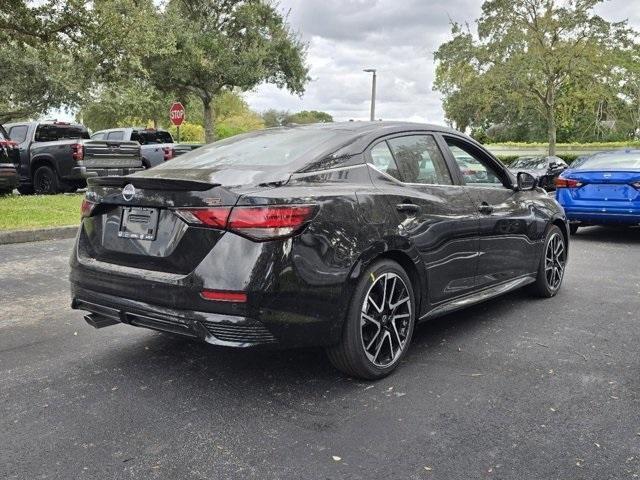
546 104 557 156
202 96 215 143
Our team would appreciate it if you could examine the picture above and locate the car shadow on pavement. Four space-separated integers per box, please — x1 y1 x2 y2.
573 225 640 244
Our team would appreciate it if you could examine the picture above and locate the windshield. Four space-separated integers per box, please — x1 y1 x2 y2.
512 157 547 169
131 130 173 145
155 127 351 171
575 152 640 170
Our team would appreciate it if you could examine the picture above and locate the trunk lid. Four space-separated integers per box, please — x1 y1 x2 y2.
564 170 640 202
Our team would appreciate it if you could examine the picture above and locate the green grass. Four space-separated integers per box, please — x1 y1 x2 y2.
0 193 83 230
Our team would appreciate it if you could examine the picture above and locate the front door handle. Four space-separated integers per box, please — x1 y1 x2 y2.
478 202 494 215
396 203 420 214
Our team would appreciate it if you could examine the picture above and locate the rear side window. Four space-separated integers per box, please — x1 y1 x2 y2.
369 142 401 180
0 126 7 141
106 131 124 141
387 135 453 185
8 125 28 144
34 124 89 142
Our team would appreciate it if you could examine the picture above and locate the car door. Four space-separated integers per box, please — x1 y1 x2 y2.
440 135 540 289
7 124 31 180
366 133 480 306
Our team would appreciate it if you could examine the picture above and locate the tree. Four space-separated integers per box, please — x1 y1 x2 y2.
434 0 637 154
286 110 333 124
147 0 309 143
262 109 290 128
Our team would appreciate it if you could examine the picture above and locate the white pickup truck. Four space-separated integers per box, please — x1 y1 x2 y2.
91 128 177 169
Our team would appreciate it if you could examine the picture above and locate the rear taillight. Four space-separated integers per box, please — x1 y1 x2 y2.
80 198 95 218
174 204 316 241
200 290 247 303
555 177 583 188
163 147 174 161
72 143 84 161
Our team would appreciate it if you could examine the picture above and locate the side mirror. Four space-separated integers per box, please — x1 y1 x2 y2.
517 171 537 191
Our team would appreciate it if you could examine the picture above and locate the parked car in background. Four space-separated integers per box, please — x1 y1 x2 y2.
70 122 569 379
91 128 177 169
0 125 19 195
4 121 143 194
509 155 568 191
555 149 640 234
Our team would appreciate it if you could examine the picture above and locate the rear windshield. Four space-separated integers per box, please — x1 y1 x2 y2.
34 124 90 142
155 128 350 170
576 152 640 170
512 157 547 169
131 130 173 145
0 125 7 141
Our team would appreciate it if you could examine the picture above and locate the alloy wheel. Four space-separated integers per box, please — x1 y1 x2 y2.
360 272 412 368
544 232 566 290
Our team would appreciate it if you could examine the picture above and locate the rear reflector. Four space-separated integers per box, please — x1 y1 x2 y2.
175 204 316 241
555 177 583 188
200 290 247 303
72 143 84 161
163 146 174 161
81 198 95 218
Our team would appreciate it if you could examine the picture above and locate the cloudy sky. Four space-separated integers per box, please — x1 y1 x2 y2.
244 0 640 125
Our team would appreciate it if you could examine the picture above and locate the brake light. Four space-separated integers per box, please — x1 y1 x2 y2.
71 143 84 161
555 177 583 188
174 204 316 240
200 290 247 303
80 198 95 218
163 146 174 161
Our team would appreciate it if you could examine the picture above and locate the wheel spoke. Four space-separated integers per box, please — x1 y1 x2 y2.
373 331 387 363
361 313 379 327
389 295 410 310
366 327 381 351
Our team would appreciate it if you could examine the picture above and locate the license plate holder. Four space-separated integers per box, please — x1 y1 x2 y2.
118 207 159 241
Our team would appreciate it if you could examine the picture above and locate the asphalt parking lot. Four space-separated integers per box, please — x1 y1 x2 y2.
1 227 639 480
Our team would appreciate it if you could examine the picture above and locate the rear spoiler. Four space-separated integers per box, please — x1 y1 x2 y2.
87 176 220 191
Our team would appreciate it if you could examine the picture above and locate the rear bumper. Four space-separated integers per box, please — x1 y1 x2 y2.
563 207 640 225
71 286 280 347
69 166 145 179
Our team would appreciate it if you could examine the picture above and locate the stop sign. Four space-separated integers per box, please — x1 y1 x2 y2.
169 102 185 126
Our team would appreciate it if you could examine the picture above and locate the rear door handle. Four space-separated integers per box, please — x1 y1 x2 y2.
396 203 420 214
478 202 494 215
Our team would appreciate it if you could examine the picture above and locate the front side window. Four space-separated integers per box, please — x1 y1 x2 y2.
445 140 505 188
386 135 453 185
91 132 105 140
9 125 28 144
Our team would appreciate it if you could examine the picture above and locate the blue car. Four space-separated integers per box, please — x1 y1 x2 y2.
555 150 640 234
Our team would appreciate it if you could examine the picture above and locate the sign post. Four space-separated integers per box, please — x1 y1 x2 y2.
169 102 186 142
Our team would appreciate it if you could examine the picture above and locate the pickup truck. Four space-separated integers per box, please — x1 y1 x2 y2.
3 121 143 194
91 128 177 169
0 124 19 195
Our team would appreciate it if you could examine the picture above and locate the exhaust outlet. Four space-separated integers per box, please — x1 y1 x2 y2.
84 313 120 329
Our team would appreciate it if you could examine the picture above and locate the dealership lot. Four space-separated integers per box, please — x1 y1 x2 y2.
1 228 639 479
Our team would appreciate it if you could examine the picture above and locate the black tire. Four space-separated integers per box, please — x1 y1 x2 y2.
0 189 11 196
326 259 416 380
33 165 59 194
17 184 34 195
569 223 580 235
530 225 567 298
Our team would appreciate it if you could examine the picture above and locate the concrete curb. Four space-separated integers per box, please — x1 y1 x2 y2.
0 225 78 245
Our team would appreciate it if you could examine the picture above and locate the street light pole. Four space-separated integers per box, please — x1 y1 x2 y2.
363 69 377 121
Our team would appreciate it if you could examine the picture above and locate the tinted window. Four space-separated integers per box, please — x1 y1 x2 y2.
575 152 640 170
512 157 548 169
34 124 89 142
91 132 105 140
155 128 353 170
369 142 401 180
9 125 28 144
446 140 505 188
131 130 173 144
107 131 124 141
387 135 452 185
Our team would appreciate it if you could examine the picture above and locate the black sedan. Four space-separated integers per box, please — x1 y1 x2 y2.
509 155 568 191
70 122 569 379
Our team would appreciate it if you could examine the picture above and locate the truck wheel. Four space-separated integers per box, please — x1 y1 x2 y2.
33 166 59 194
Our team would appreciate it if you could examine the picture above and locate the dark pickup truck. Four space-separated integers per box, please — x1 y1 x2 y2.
3 121 143 194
